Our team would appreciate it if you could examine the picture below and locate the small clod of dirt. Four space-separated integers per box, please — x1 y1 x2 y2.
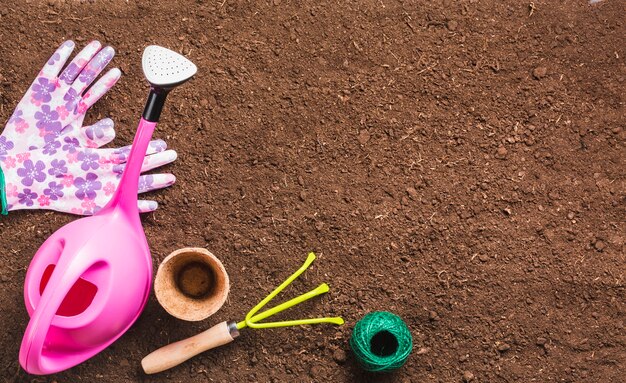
533 66 548 79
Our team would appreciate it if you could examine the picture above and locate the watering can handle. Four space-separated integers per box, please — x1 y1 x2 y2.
142 321 239 374
19 248 98 375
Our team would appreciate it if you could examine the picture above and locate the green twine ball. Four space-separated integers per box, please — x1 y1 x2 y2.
349 311 413 372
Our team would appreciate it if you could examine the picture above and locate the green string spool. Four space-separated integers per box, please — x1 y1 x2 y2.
349 311 413 372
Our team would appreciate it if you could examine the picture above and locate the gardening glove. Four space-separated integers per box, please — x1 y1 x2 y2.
0 41 177 215
1 40 119 152
0 128 176 215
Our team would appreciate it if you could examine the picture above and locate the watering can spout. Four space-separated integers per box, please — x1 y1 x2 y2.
141 45 197 122
106 45 196 212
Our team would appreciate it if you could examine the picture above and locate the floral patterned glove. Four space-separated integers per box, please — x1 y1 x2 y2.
1 124 176 215
0 40 177 215
1 40 120 152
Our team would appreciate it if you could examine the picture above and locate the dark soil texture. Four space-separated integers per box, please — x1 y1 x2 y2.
0 0 624 382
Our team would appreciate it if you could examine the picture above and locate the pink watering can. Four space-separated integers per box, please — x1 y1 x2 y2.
20 46 197 375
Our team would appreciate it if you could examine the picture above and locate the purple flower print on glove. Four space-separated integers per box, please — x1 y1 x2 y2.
8 109 24 125
42 138 62 156
0 136 15 160
7 109 29 134
138 175 154 193
63 87 80 110
77 150 100 171
31 78 56 103
43 181 64 201
17 159 46 186
112 163 125 179
78 69 96 84
85 121 106 140
42 128 63 144
48 159 67 177
47 51 61 65
18 189 38 206
62 136 80 153
59 62 79 83
150 140 167 152
115 146 131 161
91 49 113 69
34 105 62 133
74 172 101 200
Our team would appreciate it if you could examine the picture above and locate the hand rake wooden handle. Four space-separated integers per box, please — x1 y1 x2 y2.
141 321 239 374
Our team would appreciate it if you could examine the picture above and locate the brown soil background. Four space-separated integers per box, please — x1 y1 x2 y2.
0 0 624 382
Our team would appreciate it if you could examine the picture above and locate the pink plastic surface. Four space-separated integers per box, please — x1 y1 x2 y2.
20 119 157 375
